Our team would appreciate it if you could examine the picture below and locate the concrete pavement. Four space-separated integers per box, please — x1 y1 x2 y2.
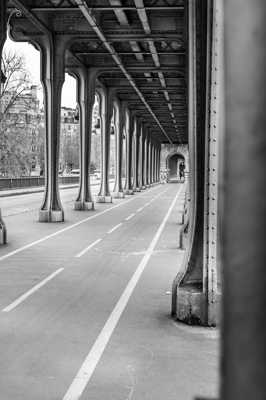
0 183 219 400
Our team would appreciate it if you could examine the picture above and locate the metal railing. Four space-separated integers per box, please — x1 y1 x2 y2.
0 176 79 191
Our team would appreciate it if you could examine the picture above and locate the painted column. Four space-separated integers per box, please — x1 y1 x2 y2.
172 0 221 326
150 140 154 185
124 111 134 195
140 126 146 189
146 133 151 187
39 36 67 222
96 86 113 203
133 118 141 192
112 100 125 198
221 1 266 399
71 67 96 210
0 0 7 243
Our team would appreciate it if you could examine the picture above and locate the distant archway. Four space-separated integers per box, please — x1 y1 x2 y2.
167 153 185 181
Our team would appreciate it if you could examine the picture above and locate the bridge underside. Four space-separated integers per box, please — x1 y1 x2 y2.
1 1 266 399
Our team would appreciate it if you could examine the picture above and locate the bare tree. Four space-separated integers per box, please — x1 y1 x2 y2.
0 50 41 177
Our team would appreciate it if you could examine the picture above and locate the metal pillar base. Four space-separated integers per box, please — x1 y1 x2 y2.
74 201 94 211
133 187 141 192
174 285 221 326
39 209 64 223
0 210 7 245
141 186 146 190
96 195 112 203
124 189 134 195
112 191 125 199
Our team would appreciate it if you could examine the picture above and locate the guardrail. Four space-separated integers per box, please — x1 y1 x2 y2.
0 176 79 191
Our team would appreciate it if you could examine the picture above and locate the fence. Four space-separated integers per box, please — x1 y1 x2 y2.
0 176 79 191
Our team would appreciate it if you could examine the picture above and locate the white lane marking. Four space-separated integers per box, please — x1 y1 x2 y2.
0 186 161 263
125 213 135 221
136 207 144 212
2 268 64 313
75 238 103 258
62 186 182 400
107 223 123 234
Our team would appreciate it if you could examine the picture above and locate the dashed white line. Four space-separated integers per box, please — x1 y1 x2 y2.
62 185 182 400
136 207 144 212
107 223 123 234
2 268 64 313
75 238 103 258
125 213 135 221
0 186 161 263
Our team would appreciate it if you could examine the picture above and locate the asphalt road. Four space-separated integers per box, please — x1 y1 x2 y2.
0 183 219 400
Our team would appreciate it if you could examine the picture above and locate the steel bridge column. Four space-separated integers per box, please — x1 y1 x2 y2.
172 0 221 326
133 119 141 192
71 67 96 210
221 1 266 399
140 128 146 190
139 123 144 190
124 111 134 195
146 133 151 187
39 36 68 222
0 0 7 243
112 100 125 198
96 87 113 203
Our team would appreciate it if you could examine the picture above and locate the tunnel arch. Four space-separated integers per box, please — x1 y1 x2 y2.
166 152 186 181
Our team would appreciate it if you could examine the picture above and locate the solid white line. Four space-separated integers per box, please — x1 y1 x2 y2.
125 213 135 221
75 238 103 258
2 268 64 313
136 207 144 212
0 186 161 263
62 185 182 400
107 223 123 234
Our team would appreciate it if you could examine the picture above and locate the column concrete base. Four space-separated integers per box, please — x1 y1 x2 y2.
174 284 221 327
112 191 125 199
39 209 64 222
96 195 112 203
124 189 134 195
133 187 141 192
141 186 146 190
74 201 94 211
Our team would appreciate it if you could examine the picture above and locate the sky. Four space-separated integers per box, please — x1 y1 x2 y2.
4 37 77 108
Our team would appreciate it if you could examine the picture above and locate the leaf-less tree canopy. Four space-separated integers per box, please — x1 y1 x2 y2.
0 50 42 177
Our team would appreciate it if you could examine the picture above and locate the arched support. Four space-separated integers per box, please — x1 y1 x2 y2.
39 35 68 222
70 67 97 211
112 99 125 199
172 0 221 326
0 0 7 243
133 118 141 192
124 110 134 195
96 86 114 203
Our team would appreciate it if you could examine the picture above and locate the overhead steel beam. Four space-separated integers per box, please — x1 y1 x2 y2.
29 6 184 12
74 0 173 144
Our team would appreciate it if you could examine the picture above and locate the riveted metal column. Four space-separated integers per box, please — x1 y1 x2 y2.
112 100 125 198
172 0 216 326
71 67 96 210
96 87 113 203
124 111 134 195
221 1 266 399
133 118 141 192
0 0 7 243
140 124 146 190
150 140 154 185
39 36 67 222
146 132 151 187
138 123 144 190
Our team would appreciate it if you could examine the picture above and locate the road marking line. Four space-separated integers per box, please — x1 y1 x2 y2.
62 185 182 400
125 213 135 221
75 238 103 258
107 223 123 234
136 207 144 212
0 186 161 263
2 268 64 313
